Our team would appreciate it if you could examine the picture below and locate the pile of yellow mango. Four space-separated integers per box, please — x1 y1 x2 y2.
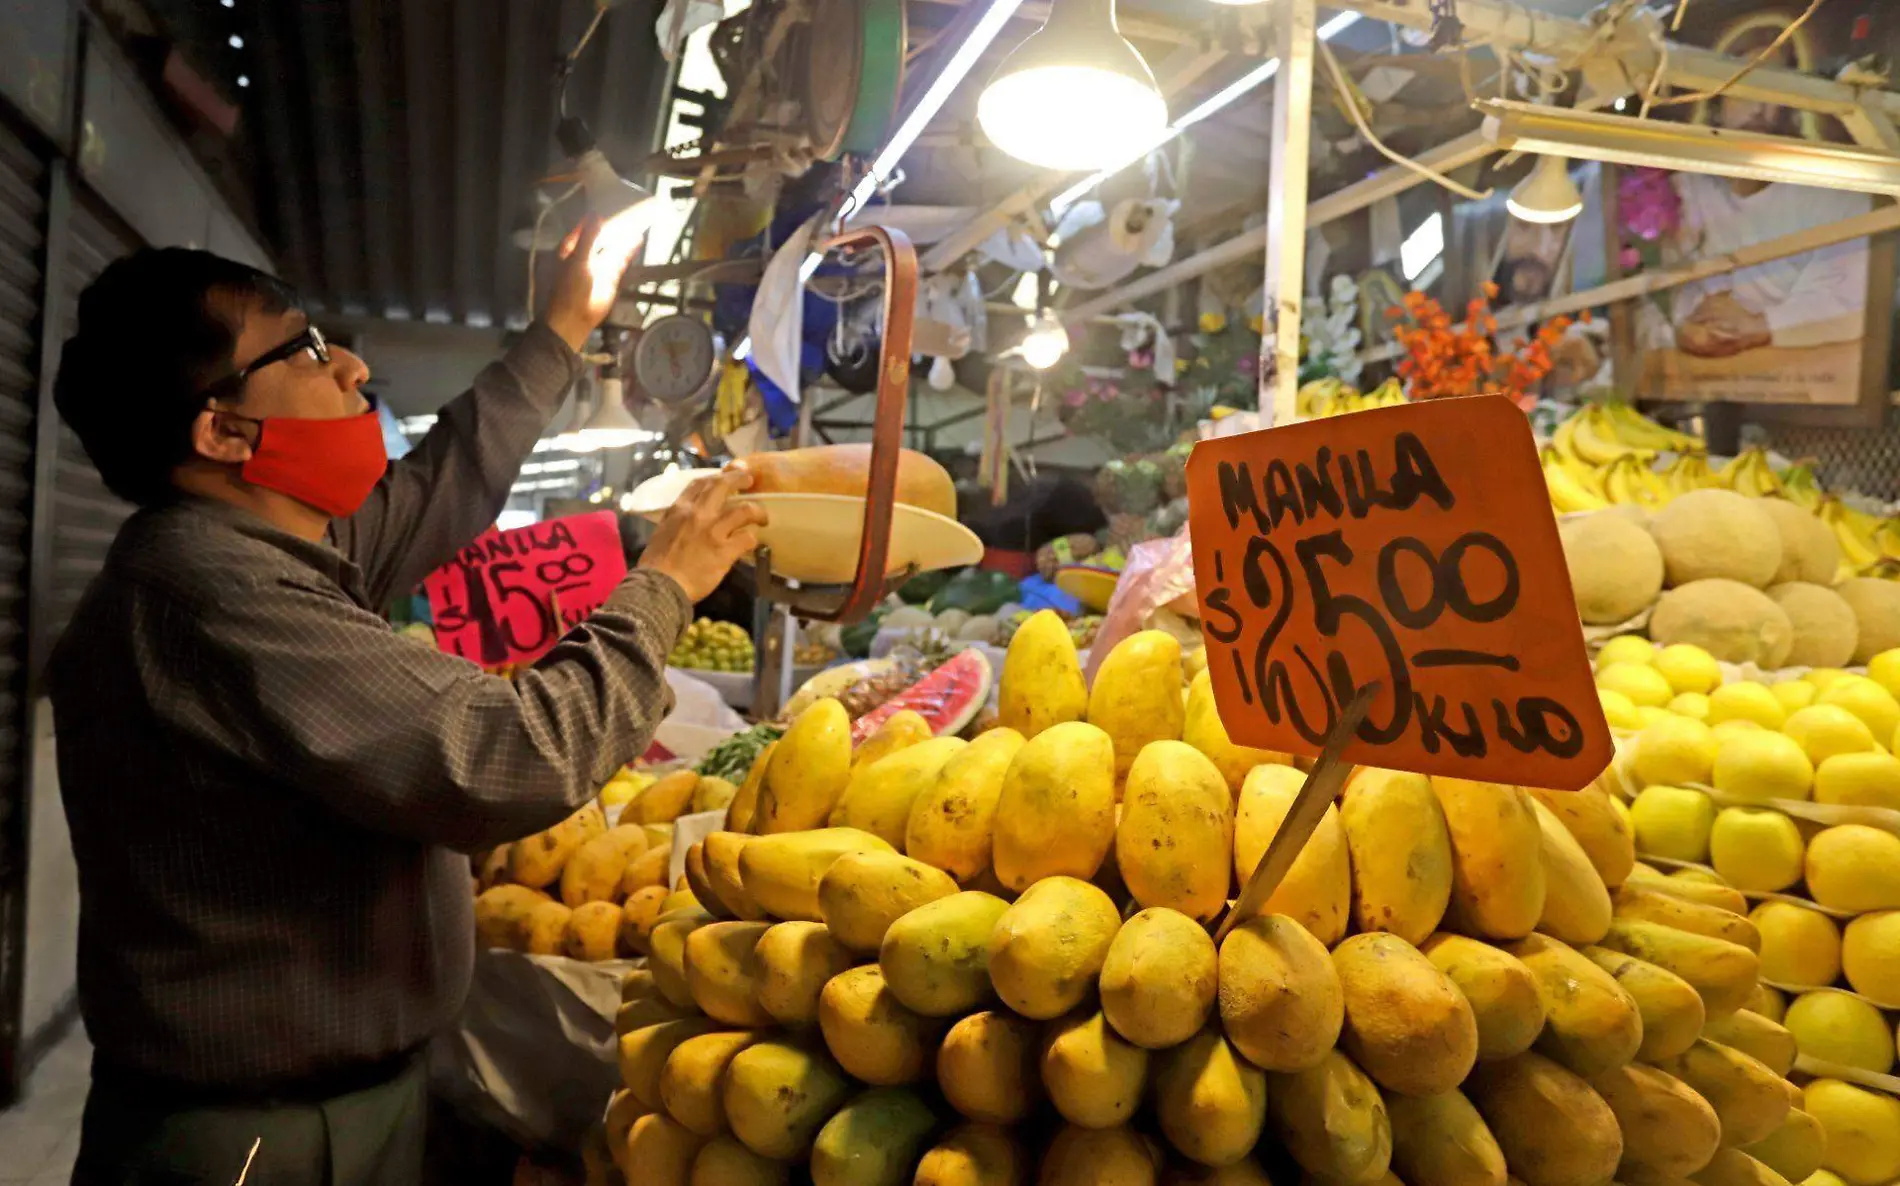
560 610 1885 1186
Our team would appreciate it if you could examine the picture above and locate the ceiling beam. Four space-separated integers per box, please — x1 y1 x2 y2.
399 0 449 317
1334 0 1900 144
1059 128 1496 321
347 0 398 315
296 2 365 310
917 45 1231 272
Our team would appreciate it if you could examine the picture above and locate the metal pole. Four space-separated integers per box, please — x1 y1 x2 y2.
1260 0 1317 421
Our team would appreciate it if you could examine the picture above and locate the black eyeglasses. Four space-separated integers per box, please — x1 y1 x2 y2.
200 324 332 402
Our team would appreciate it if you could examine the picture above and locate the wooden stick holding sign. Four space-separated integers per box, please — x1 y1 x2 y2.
1216 681 1379 944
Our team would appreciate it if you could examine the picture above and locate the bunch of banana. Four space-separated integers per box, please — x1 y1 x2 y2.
1717 446 1786 497
1542 446 1609 513
1553 404 1658 468
1659 452 1718 497
1596 401 1705 453
1297 377 1357 419
1601 452 1672 509
1780 459 1827 512
1818 496 1896 575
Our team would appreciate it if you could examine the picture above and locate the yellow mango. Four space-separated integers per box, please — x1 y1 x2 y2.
620 1017 721 1108
1690 1149 1795 1186
758 699 853 833
1334 933 1479 1097
936 1011 1043 1125
1702 1009 1798 1077
1506 933 1643 1078
682 843 732 922
998 609 1088 740
1614 883 1762 952
684 920 774 1027
621 845 673 897
1527 783 1636 890
476 843 513 891
1464 1053 1622 1186
624 1113 706 1186
1583 945 1706 1063
991 722 1116 891
817 850 959 956
853 709 933 771
817 964 944 1086
1431 778 1547 941
1183 668 1288 792
722 1040 856 1160
753 920 856 1027
1266 1048 1393 1186
1088 630 1187 778
1234 764 1351 946
1419 934 1545 1062
1100 907 1218 1050
1038 1125 1161 1186
1154 1028 1269 1168
475 884 547 950
1657 1039 1792 1148
619 885 671 956
563 825 649 907
830 736 968 848
1340 767 1453 945
1530 799 1612 946
987 875 1121 1020
1622 864 1749 915
629 771 700 825
1040 1009 1150 1129
691 775 737 815
520 900 573 956
1217 913 1343 1072
605 1088 648 1163
879 890 1010 1016
690 1138 788 1186
1739 1108 1826 1184
737 827 895 922
726 741 774 834
565 900 624 961
1385 1088 1507 1186
809 1087 937 1186
1596 918 1761 1017
914 1124 1028 1186
649 910 713 1008
700 832 763 921
905 727 1025 883
1594 1062 1722 1179
616 994 691 1038
509 802 607 888
1116 740 1234 922
660 1030 762 1136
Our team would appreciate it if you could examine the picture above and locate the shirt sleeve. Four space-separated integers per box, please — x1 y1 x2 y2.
332 322 582 608
149 565 692 851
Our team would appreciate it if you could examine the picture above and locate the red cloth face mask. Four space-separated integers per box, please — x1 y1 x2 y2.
237 409 388 519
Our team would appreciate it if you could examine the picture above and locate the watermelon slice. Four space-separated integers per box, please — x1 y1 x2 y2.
850 648 992 744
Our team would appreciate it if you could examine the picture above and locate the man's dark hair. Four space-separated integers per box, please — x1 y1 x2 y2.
54 248 300 505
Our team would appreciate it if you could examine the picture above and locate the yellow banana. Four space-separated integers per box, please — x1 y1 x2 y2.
1570 405 1657 468
1822 498 1882 571
1875 519 1900 562
1602 402 1704 454
1779 460 1825 512
1543 448 1610 513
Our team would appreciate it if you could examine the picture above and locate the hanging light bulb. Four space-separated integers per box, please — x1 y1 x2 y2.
557 118 669 302
1021 312 1070 371
1507 155 1584 224
976 0 1167 171
571 377 647 451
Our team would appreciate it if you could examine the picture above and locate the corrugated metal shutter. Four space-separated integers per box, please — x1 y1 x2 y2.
0 111 47 1081
48 196 135 642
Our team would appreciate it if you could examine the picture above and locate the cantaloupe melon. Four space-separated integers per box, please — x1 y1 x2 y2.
1649 580 1795 667
1757 500 1841 587
1561 513 1665 626
1834 578 1900 665
1649 491 1782 589
1768 583 1859 670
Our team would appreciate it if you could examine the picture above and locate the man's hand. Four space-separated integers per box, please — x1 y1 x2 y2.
1679 292 1773 359
638 468 770 603
545 214 643 352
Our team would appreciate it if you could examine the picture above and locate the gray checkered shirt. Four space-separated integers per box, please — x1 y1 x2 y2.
47 322 689 1092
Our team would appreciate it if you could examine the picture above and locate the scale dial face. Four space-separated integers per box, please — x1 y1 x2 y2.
634 315 717 404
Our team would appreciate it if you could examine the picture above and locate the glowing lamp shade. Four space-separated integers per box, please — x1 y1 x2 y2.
1021 312 1070 370
571 379 646 452
1507 155 1584 224
976 0 1167 171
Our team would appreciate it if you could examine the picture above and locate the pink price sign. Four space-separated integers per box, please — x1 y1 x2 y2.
423 511 628 668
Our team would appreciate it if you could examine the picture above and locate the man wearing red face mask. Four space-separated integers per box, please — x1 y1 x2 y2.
46 217 765 1184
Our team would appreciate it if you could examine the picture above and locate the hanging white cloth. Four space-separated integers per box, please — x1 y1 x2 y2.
1112 311 1175 383
655 0 723 61
747 214 822 406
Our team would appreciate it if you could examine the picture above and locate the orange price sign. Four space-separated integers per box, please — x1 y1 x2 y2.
1184 395 1611 791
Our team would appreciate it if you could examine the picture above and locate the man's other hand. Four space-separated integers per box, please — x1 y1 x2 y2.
546 214 642 352
638 468 769 603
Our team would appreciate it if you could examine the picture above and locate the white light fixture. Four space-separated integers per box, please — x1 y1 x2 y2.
1400 211 1445 280
1047 12 1361 215
237 75 250 88
977 0 1167 171
1480 97 1900 198
1020 311 1070 370
1506 155 1584 224
570 378 648 451
228 34 243 48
